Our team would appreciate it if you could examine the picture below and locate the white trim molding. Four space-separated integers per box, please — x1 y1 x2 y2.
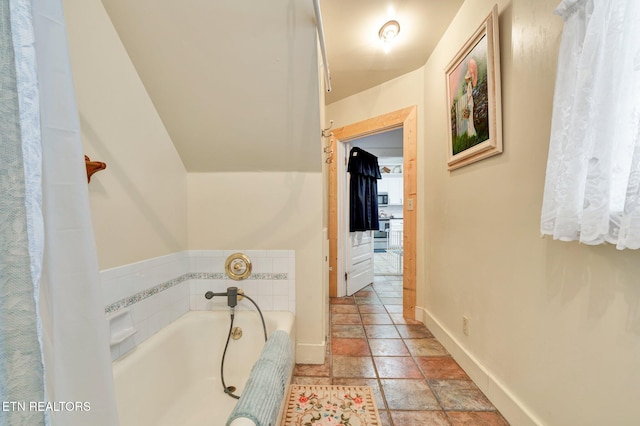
417 306 543 426
295 341 327 365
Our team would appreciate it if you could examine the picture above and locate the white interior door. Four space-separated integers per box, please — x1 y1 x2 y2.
338 143 373 296
346 230 374 295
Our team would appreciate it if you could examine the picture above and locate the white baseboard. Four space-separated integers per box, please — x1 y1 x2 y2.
295 341 326 365
417 307 543 426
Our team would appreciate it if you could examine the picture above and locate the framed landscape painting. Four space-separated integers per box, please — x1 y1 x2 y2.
445 5 502 171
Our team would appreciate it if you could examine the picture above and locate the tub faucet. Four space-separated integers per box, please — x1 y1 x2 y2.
204 287 240 308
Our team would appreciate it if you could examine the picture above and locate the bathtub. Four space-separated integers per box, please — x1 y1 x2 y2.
113 310 295 426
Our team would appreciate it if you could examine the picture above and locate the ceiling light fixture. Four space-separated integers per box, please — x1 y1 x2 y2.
379 20 400 53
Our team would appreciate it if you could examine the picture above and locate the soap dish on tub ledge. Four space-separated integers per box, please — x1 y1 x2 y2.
107 308 137 346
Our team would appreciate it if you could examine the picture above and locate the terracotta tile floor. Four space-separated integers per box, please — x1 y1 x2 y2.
292 275 510 426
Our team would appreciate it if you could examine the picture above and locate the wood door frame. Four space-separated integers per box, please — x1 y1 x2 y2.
329 106 417 319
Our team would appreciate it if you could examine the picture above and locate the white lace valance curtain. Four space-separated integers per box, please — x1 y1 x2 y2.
541 0 640 249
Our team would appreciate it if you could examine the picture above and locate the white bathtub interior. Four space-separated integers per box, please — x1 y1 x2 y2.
113 310 295 426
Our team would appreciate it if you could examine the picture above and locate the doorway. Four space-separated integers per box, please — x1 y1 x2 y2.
349 130 404 279
328 106 417 319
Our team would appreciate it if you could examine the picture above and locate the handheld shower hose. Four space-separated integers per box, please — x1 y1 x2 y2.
205 288 267 399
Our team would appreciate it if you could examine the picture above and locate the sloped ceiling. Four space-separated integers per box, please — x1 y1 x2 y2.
100 0 463 172
101 0 321 172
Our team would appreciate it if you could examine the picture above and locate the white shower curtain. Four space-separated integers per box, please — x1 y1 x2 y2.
1 0 45 424
1 0 119 424
541 0 640 249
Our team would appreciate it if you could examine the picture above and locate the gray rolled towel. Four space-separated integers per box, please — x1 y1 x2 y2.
226 330 293 426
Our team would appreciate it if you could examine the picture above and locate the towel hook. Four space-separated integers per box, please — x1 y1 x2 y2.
321 120 334 138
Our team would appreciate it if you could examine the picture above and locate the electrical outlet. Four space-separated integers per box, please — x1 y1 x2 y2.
462 316 470 336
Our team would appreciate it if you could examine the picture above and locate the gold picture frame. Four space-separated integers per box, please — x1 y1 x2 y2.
445 5 502 171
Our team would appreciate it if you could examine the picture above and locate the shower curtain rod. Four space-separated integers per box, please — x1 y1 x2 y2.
312 0 332 92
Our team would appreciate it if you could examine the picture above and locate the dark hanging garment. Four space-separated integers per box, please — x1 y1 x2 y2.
348 147 381 232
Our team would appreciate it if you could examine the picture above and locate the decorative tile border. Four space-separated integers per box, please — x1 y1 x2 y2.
188 272 226 280
252 272 288 280
105 271 289 314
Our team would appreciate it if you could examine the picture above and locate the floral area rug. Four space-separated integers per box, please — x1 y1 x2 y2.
280 384 381 426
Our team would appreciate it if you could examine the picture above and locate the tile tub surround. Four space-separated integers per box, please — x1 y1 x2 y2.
101 250 295 360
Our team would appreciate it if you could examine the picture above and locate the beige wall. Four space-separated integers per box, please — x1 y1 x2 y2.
63 0 188 269
188 172 325 362
422 1 640 425
328 1 640 424
326 68 424 129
